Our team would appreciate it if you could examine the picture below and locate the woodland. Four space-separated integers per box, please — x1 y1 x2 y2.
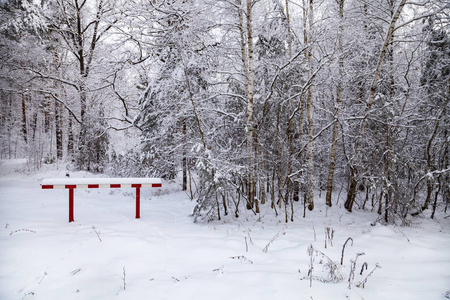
0 0 449 224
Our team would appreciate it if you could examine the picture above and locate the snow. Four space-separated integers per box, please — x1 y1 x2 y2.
1 159 450 300
41 177 162 186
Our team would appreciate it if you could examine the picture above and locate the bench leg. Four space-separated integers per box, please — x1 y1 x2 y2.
135 187 140 219
69 188 74 222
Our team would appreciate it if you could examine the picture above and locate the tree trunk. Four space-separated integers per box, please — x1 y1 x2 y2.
284 0 294 215
295 94 305 203
182 119 187 191
442 129 449 213
325 0 344 207
345 168 357 212
430 176 441 219
236 0 252 209
55 98 63 159
272 105 281 210
423 92 448 210
74 0 105 170
384 0 398 223
285 0 292 58
246 0 256 210
306 0 315 211
67 117 74 156
53 51 63 160
21 94 28 143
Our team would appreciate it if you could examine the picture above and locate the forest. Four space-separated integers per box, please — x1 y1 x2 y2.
0 0 449 224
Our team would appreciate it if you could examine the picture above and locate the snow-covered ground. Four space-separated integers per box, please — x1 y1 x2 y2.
1 159 449 300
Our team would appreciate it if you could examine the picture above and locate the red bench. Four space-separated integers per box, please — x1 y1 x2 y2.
41 178 162 222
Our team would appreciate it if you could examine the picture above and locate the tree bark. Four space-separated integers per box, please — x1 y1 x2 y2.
182 118 187 191
67 117 74 156
55 98 63 159
285 0 292 58
21 94 28 143
325 0 344 207
53 50 63 160
246 0 256 210
285 0 294 212
306 0 315 211
345 167 357 212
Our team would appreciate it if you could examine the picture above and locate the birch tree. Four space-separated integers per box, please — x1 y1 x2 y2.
244 0 257 211
325 0 344 207
306 0 315 211
344 0 407 212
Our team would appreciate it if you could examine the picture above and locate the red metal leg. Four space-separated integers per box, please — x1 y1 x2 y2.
135 187 140 219
69 188 74 222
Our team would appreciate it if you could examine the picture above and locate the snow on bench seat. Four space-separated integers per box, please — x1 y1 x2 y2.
41 178 162 189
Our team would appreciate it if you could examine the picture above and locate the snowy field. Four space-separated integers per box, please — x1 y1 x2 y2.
1 159 449 300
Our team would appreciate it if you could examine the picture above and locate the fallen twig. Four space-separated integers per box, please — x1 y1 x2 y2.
92 226 102 242
10 229 36 235
230 255 253 264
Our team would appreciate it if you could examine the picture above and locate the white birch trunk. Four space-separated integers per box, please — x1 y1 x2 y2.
246 0 256 210
325 0 344 207
307 0 315 211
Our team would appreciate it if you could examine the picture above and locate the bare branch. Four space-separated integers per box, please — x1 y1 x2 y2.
17 66 80 91
33 89 82 124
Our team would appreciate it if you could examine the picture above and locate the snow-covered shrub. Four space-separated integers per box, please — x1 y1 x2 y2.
74 115 109 173
107 149 154 178
191 143 230 222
